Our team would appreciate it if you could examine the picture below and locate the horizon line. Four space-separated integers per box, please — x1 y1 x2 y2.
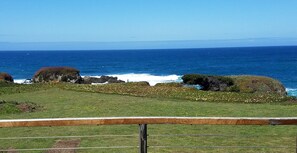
0 45 297 52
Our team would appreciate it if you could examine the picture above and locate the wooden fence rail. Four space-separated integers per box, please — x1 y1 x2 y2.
1 117 297 127
1 117 297 153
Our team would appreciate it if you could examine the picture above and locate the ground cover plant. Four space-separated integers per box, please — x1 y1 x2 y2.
0 100 40 115
0 83 297 152
230 75 287 95
59 82 295 103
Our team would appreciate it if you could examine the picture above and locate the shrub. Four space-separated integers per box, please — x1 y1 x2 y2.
34 67 79 77
229 75 286 95
33 67 82 83
182 74 233 85
226 85 240 92
182 74 206 85
0 72 13 82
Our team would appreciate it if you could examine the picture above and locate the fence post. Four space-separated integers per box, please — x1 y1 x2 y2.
139 124 147 153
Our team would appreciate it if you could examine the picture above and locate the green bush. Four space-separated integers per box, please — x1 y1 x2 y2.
226 85 240 92
182 74 206 85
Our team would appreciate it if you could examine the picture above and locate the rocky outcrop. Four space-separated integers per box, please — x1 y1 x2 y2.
182 74 234 91
0 72 13 82
182 74 287 95
230 75 287 95
83 76 125 84
33 67 82 83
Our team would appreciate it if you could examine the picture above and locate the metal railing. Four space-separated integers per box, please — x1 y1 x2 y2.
1 117 297 153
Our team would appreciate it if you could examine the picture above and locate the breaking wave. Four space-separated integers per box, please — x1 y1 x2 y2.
286 88 297 97
107 73 182 86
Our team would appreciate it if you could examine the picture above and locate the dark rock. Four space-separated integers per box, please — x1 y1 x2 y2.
0 72 14 82
33 67 82 83
182 74 234 91
82 76 125 84
83 76 104 84
107 77 125 83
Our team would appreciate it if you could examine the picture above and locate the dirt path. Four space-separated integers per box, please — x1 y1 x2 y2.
46 139 81 153
6 147 18 153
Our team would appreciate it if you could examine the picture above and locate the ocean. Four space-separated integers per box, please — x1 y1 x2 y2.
0 46 296 96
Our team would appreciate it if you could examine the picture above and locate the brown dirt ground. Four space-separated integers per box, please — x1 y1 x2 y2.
46 139 81 153
6 147 18 153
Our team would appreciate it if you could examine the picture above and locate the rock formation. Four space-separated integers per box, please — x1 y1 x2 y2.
182 74 287 95
83 76 124 84
0 72 14 82
182 74 234 91
33 67 82 83
230 75 286 95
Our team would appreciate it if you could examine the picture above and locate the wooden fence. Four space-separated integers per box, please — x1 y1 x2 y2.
1 117 297 153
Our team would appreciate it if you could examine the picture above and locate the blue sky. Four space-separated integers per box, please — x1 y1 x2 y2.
1 0 297 50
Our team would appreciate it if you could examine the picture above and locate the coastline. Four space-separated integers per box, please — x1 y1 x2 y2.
12 73 297 97
13 73 182 86
2 47 297 97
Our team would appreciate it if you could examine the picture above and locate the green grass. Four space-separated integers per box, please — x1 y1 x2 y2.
0 84 297 152
0 101 22 114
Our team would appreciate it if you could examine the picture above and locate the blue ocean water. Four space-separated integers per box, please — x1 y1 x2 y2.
0 46 297 96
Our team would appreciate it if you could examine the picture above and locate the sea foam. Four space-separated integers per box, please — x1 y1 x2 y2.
14 79 27 84
107 73 181 86
286 88 297 97
14 79 32 84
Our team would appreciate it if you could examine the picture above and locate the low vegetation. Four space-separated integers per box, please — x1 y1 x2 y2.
1 82 295 103
155 82 183 87
60 82 296 103
230 75 286 95
0 82 51 95
0 74 296 152
0 100 40 114
0 85 297 152
33 66 82 83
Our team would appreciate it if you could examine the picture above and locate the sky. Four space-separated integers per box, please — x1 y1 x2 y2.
0 0 297 50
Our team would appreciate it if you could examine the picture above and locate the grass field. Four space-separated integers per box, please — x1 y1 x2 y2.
1 83 297 152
